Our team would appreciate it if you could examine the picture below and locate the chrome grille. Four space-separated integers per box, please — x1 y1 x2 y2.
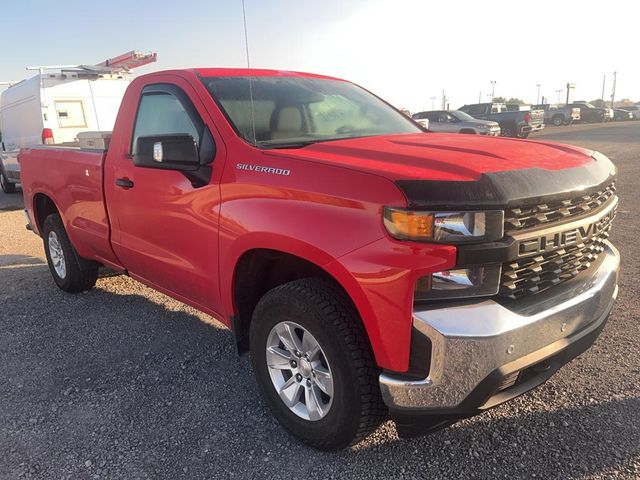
500 223 612 300
504 182 616 232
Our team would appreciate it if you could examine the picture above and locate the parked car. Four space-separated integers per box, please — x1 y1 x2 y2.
532 104 581 126
568 102 609 123
619 105 640 120
412 110 500 135
0 68 131 193
613 109 634 121
19 68 619 450
458 102 544 138
503 104 551 134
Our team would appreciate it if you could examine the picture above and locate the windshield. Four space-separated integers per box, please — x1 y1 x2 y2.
200 76 421 147
450 110 474 121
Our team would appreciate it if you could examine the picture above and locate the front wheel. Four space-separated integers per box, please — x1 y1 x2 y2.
250 278 386 450
552 115 564 126
0 168 16 193
42 214 99 292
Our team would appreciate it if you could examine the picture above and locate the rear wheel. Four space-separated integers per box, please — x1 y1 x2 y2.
42 214 99 292
250 278 386 450
0 168 16 193
552 115 564 126
500 125 516 137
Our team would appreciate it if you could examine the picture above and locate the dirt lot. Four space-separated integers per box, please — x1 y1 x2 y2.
1 122 639 479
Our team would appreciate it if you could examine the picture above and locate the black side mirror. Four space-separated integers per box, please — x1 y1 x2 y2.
133 134 199 171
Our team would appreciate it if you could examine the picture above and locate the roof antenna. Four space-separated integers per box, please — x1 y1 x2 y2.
241 0 257 145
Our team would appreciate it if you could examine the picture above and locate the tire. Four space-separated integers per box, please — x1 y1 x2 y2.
0 167 16 193
500 125 516 137
42 214 99 292
552 115 564 126
517 132 530 139
250 278 386 450
459 129 476 134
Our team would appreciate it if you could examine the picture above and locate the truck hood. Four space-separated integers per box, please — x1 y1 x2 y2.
269 133 597 182
464 119 499 128
269 133 616 207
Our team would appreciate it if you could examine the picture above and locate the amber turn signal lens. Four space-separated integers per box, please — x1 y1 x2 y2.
385 209 434 240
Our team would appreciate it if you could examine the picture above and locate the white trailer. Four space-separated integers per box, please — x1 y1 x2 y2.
0 51 156 193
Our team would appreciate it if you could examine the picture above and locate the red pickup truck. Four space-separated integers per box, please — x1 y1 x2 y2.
19 68 619 450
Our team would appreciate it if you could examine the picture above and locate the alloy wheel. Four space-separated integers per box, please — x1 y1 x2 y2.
48 231 67 279
265 321 334 421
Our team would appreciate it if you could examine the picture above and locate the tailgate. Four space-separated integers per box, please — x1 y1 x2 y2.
529 109 545 126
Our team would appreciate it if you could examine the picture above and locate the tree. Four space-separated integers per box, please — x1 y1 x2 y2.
492 96 506 103
615 98 634 108
590 99 605 107
507 97 525 105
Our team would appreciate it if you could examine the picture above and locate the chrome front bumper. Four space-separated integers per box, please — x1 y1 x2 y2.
380 243 620 412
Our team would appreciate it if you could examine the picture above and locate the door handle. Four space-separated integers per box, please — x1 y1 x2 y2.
115 178 134 189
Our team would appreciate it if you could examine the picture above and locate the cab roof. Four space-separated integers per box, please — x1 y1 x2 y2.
192 68 345 82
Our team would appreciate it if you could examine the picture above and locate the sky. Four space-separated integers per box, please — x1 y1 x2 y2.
1 0 638 112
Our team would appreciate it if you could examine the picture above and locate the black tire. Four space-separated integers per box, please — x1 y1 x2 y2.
250 278 386 450
552 115 564 126
0 167 16 193
500 125 516 137
517 132 530 139
42 214 99 292
459 128 476 134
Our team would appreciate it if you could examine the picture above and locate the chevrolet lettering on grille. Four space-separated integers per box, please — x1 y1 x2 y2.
515 199 617 258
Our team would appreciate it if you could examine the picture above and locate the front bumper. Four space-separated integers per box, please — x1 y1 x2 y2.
379 243 619 415
480 129 501 136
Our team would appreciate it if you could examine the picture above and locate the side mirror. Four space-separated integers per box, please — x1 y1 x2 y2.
133 134 199 171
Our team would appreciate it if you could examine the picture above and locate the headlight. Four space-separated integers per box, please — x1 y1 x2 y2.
415 264 502 301
383 208 504 243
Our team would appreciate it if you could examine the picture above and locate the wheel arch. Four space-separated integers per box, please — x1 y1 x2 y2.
230 247 375 361
32 192 61 236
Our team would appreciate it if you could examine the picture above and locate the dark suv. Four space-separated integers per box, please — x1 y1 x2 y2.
568 102 608 123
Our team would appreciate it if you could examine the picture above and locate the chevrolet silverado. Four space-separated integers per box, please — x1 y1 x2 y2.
19 68 619 450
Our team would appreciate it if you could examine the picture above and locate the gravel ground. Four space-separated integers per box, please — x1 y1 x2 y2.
1 122 639 479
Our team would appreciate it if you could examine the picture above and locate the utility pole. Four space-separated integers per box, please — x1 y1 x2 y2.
536 84 541 104
610 71 617 108
430 96 436 110
601 75 606 102
490 80 496 100
478 91 482 103
556 89 563 104
442 89 446 110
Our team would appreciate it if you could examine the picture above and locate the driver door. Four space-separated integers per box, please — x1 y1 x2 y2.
105 80 225 314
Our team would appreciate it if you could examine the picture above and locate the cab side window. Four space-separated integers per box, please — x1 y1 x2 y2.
131 88 203 155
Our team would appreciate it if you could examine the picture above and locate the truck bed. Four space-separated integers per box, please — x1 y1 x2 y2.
19 146 120 268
